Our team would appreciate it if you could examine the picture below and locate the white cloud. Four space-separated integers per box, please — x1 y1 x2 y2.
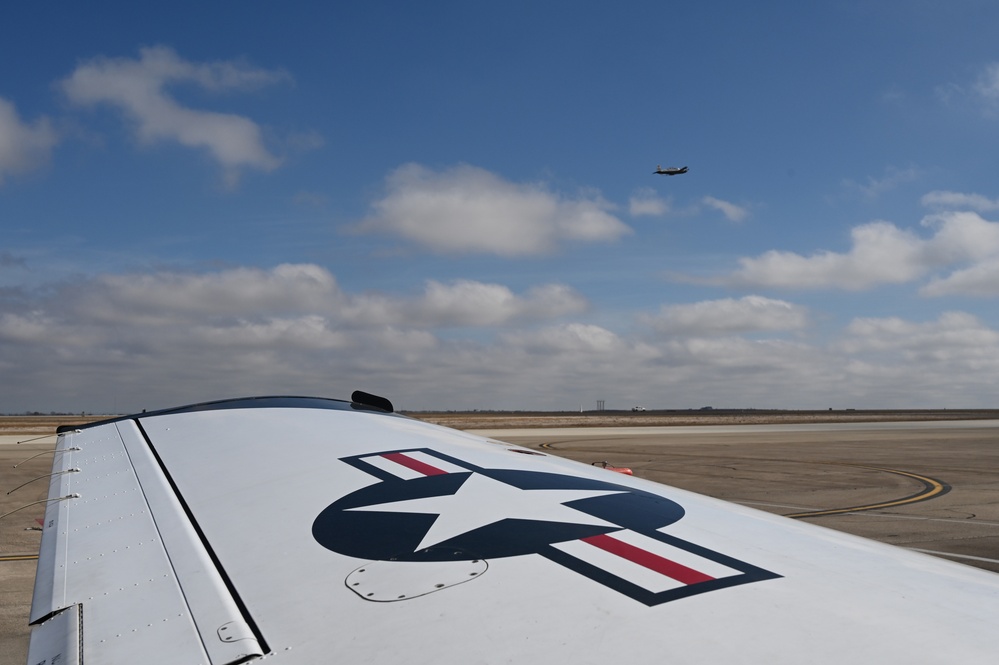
501 323 629 354
65 264 586 330
662 336 815 373
708 210 999 292
701 196 749 223
415 280 586 327
719 221 927 290
826 312 999 406
912 210 999 298
355 163 631 256
919 211 999 264
842 312 999 371
921 259 999 297
60 46 288 184
921 190 999 212
0 265 597 411
0 97 58 184
191 315 351 350
629 188 670 217
4 264 999 411
79 263 342 323
348 280 587 327
644 296 809 336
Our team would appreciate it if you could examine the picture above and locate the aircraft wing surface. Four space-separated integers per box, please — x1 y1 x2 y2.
27 396 999 663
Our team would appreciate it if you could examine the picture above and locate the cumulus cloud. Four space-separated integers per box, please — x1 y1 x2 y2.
644 296 809 336
719 221 926 290
701 196 749 222
354 163 631 256
412 280 586 326
921 190 999 212
0 97 58 184
0 264 599 411
73 263 342 325
59 46 288 184
921 259 999 297
705 210 999 292
0 263 590 378
62 264 587 330
502 323 629 354
346 280 587 327
913 210 999 298
4 263 999 411
189 315 350 351
919 211 999 263
842 312 999 374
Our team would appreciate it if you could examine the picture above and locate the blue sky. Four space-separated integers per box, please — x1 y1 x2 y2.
3 2 999 413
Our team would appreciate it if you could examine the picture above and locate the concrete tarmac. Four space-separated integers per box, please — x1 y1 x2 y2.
473 419 999 574
3 420 999 663
1 434 59 665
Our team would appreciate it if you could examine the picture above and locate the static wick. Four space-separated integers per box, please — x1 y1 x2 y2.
0 494 80 521
16 433 58 445
13 447 81 468
6 469 80 496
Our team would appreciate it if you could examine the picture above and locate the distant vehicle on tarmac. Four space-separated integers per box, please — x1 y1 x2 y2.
632 406 646 412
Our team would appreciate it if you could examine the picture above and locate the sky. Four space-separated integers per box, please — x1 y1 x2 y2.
2 2 999 414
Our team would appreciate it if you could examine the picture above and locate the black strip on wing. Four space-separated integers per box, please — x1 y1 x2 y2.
133 418 271 655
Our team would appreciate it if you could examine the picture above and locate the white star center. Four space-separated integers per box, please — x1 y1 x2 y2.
347 473 623 551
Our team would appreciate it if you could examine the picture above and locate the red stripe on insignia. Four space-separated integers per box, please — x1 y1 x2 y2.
581 534 715 585
382 452 448 476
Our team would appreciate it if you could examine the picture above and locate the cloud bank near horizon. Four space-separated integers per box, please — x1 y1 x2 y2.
3 261 998 414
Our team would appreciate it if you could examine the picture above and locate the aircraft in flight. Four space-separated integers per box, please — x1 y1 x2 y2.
22 392 999 664
654 164 688 175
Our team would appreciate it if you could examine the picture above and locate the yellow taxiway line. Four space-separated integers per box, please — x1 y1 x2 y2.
0 554 39 562
786 463 950 519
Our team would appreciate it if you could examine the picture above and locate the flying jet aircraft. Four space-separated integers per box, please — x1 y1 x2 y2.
23 392 999 664
654 164 688 175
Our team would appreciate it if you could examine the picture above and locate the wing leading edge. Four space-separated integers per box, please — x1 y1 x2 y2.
27 396 999 664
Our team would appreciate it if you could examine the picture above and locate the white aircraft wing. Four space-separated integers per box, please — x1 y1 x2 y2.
27 396 999 664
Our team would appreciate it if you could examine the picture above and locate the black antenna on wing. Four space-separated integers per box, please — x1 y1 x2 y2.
351 390 394 413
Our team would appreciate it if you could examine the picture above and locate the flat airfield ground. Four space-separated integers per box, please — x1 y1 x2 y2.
3 410 999 662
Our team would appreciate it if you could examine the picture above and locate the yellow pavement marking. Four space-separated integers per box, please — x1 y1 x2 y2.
786 464 949 518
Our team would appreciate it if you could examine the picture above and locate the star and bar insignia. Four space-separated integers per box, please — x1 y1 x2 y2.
313 448 780 606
